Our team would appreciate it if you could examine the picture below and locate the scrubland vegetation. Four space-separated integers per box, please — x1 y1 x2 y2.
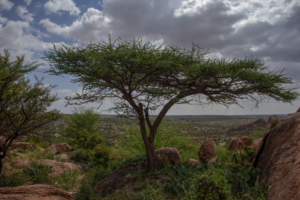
1 107 272 199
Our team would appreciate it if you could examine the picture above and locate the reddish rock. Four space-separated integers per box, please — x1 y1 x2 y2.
241 137 252 146
198 138 217 163
252 113 300 200
297 107 300 113
155 147 182 169
187 158 201 166
266 115 278 129
10 158 79 177
0 184 74 200
10 141 37 150
229 138 245 151
251 138 263 148
45 143 74 154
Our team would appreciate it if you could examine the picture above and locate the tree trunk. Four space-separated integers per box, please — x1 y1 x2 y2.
0 147 6 174
144 139 156 172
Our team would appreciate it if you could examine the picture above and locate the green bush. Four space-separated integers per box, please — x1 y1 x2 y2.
63 106 101 149
22 161 53 184
0 168 26 187
270 120 279 129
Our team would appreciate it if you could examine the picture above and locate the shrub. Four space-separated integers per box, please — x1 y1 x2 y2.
0 166 26 187
270 120 279 129
22 161 53 184
63 106 101 149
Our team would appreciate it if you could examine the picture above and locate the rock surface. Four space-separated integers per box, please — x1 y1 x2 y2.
198 138 217 163
252 112 300 200
266 115 278 129
95 162 140 197
0 184 74 200
10 141 37 150
297 107 300 113
241 137 252 146
55 154 71 162
11 158 79 177
251 138 263 148
187 158 201 166
229 138 245 151
155 147 182 169
45 143 74 154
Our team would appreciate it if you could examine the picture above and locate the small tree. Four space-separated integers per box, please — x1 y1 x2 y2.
44 37 298 172
63 106 102 149
0 50 62 172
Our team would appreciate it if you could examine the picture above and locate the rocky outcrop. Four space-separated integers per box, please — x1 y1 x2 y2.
266 115 278 129
10 141 37 150
10 158 79 177
187 158 201 166
252 112 300 200
229 137 253 151
45 143 74 154
241 137 252 146
0 184 74 200
251 138 263 148
297 107 300 113
198 138 217 163
155 147 182 169
229 138 245 151
95 162 140 197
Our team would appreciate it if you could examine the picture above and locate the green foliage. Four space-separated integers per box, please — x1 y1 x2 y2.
165 163 233 200
249 128 268 140
117 122 198 161
56 171 80 191
63 106 101 149
270 120 279 129
92 145 111 168
28 147 55 160
0 50 61 170
23 162 53 184
215 145 232 163
0 167 26 187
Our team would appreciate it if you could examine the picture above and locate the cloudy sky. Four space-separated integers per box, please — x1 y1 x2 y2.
1 0 299 115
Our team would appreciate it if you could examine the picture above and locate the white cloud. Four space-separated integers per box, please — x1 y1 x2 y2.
0 0 14 11
40 8 110 42
0 15 8 24
23 0 32 6
44 0 80 15
16 6 34 22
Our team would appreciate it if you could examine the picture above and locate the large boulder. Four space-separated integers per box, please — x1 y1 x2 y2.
0 184 74 200
229 138 245 151
252 112 300 200
10 141 37 150
10 158 79 177
155 147 182 169
266 115 278 129
251 138 263 148
198 138 217 163
241 137 252 146
45 143 74 154
95 162 140 197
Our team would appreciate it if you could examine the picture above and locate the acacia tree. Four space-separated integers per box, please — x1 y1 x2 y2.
0 50 62 172
44 38 298 172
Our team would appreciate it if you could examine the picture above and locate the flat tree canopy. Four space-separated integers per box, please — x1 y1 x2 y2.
44 37 298 171
0 50 62 172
